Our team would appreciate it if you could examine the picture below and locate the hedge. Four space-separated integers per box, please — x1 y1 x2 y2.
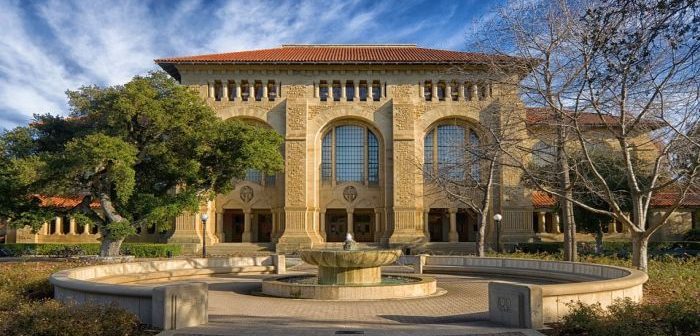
514 241 700 256
0 243 182 258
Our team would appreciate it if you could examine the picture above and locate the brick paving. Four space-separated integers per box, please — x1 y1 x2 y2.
155 263 546 336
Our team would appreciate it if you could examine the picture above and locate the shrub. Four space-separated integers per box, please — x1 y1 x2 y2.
554 298 700 336
0 300 143 336
685 228 700 241
0 243 181 258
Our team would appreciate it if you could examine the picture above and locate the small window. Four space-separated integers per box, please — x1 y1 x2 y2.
214 81 223 101
241 81 250 101
371 81 381 101
227 81 235 101
451 81 459 101
320 80 329 102
345 81 354 101
254 81 263 101
465 82 472 101
479 84 489 100
437 81 446 101
332 81 342 101
268 80 277 101
424 81 433 101
359 81 369 101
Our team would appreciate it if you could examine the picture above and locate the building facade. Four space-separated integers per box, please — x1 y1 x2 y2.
3 45 697 253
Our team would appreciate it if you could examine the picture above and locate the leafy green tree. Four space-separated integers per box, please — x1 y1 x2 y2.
0 71 284 256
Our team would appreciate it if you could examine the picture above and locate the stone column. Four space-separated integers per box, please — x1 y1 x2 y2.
448 208 458 242
55 217 63 235
432 81 438 101
607 219 617 234
235 82 241 100
327 81 334 101
314 82 319 98
319 209 326 241
249 81 256 101
216 212 224 242
537 212 546 233
346 208 354 236
354 81 360 100
552 213 561 233
367 80 372 101
424 209 430 240
446 82 452 100
340 81 346 100
458 83 464 100
243 209 252 242
68 217 77 235
470 84 478 101
83 223 91 235
262 82 268 100
374 208 382 242
419 81 424 99
40 222 48 235
208 82 215 98
221 80 229 101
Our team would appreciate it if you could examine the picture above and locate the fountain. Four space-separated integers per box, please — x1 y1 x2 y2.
261 234 438 300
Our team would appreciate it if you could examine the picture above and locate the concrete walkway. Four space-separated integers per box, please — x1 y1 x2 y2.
156 264 547 336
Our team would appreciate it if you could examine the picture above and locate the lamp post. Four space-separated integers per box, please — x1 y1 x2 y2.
201 213 209 258
493 213 503 253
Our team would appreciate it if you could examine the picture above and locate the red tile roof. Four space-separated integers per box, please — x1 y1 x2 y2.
650 189 700 207
532 191 557 208
35 195 101 209
526 107 663 129
156 44 528 80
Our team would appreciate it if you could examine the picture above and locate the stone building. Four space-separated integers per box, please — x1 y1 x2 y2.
3 44 697 253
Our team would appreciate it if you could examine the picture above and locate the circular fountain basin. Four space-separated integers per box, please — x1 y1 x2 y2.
299 249 401 285
261 274 438 300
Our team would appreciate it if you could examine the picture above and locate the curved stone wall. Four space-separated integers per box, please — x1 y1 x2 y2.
419 256 648 325
50 256 283 330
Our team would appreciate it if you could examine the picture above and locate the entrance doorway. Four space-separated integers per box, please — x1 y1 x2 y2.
456 209 477 242
428 209 448 242
353 209 374 242
325 209 347 242
256 211 272 243
223 210 244 242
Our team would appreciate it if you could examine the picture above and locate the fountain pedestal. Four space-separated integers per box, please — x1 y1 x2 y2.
300 249 401 285
318 266 380 285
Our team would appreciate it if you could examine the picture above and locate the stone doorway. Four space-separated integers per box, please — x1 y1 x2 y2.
428 209 448 242
325 209 347 242
255 211 272 243
223 210 244 243
457 210 477 242
352 209 374 242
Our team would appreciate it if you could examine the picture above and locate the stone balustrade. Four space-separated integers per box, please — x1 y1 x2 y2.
409 256 647 327
50 256 286 330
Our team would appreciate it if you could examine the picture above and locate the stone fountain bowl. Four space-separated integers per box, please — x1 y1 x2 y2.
299 249 402 268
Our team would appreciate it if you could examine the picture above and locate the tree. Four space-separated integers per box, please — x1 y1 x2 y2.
1 71 284 257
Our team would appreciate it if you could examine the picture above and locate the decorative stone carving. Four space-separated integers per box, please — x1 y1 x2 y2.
343 186 358 203
393 140 416 206
287 106 305 130
285 85 307 98
285 141 306 206
240 186 254 203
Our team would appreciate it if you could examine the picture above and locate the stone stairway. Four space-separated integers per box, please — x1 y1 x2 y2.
206 243 275 256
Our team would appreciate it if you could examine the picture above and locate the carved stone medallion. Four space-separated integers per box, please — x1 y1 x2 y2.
343 186 358 203
240 186 254 203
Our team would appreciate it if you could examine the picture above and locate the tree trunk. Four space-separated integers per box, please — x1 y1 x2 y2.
97 192 128 257
476 213 488 257
631 231 649 272
595 221 603 255
100 236 124 257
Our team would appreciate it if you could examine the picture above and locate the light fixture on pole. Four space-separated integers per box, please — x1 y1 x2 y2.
493 213 503 253
200 213 209 258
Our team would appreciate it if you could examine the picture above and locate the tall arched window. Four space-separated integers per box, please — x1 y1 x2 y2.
321 125 380 185
532 141 556 167
424 124 481 181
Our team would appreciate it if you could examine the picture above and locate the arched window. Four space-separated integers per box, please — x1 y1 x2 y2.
321 125 380 185
532 141 556 167
424 124 481 181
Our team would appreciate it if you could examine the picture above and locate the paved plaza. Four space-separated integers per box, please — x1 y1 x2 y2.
157 262 546 336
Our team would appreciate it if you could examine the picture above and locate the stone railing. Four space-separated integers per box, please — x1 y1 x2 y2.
403 255 647 328
50 256 285 330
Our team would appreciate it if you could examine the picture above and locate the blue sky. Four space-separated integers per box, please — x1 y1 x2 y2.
0 0 504 129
